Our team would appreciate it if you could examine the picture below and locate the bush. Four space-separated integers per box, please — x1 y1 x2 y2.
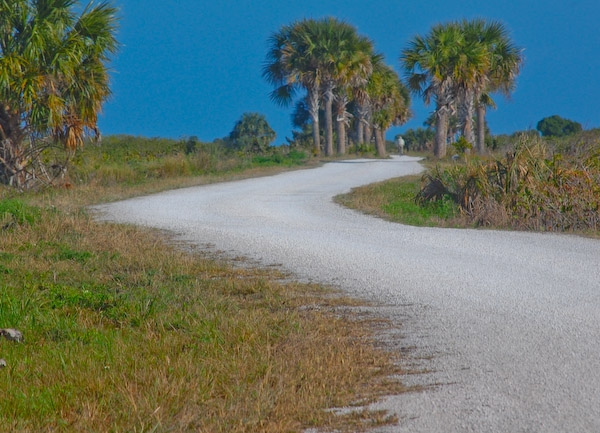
536 115 582 138
418 136 600 231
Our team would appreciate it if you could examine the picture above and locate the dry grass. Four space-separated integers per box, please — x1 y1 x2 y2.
0 200 411 432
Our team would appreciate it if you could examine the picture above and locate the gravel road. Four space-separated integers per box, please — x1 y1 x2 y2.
93 156 600 432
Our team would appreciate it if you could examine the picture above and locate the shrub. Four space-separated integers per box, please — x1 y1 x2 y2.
418 136 600 231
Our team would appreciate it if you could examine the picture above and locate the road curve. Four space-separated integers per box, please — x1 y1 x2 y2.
93 156 600 432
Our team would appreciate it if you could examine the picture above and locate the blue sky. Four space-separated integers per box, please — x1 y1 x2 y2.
99 0 600 143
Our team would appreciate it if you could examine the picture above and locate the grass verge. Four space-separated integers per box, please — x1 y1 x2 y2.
335 175 460 228
0 200 410 432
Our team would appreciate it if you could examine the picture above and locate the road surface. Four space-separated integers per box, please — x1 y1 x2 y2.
93 156 600 432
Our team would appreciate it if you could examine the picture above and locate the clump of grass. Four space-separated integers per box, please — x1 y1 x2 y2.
0 201 408 432
335 175 459 227
0 198 40 229
418 136 600 231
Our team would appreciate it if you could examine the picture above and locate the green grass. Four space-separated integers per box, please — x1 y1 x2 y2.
0 136 418 431
0 200 408 432
335 175 459 227
65 135 310 188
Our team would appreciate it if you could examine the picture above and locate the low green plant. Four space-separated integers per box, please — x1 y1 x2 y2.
336 175 459 227
451 137 473 155
0 199 40 228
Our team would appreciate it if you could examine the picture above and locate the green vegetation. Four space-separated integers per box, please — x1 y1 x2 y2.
0 202 407 431
401 19 523 157
397 128 435 153
228 112 277 153
336 175 459 227
418 135 600 231
62 135 309 191
0 0 118 189
341 131 600 234
536 115 583 138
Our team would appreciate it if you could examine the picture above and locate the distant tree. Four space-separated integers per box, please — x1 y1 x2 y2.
367 64 411 157
0 0 118 189
536 115 582 137
228 113 276 153
470 20 523 154
264 21 323 155
184 136 199 154
400 128 435 152
402 22 462 158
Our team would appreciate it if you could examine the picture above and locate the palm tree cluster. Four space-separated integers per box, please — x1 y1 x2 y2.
0 0 118 189
264 17 410 157
401 19 523 158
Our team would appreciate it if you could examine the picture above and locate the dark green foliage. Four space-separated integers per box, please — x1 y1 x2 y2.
536 115 582 137
251 149 307 166
399 128 434 152
184 136 200 154
228 112 276 153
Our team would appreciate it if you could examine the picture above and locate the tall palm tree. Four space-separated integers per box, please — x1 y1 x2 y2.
453 19 491 147
332 34 374 155
264 20 323 155
401 22 463 158
352 53 383 150
306 18 373 156
472 22 523 153
0 0 118 188
367 64 411 157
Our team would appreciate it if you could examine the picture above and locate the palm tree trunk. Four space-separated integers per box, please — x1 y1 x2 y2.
460 89 476 146
324 83 335 156
357 120 364 145
356 103 367 145
364 122 372 149
0 111 28 187
374 127 386 157
336 118 346 155
434 108 448 158
335 96 348 155
307 86 321 155
476 103 486 154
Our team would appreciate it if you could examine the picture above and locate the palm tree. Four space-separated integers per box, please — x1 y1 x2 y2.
0 0 118 188
472 22 523 153
367 64 411 157
332 34 374 155
352 53 383 151
453 19 491 147
308 18 373 156
401 22 463 158
264 20 323 155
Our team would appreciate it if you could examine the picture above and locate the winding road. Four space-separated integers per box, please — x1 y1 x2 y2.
93 156 600 432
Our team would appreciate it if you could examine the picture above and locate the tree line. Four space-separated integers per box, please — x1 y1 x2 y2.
264 17 524 159
263 17 411 158
0 1 525 189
